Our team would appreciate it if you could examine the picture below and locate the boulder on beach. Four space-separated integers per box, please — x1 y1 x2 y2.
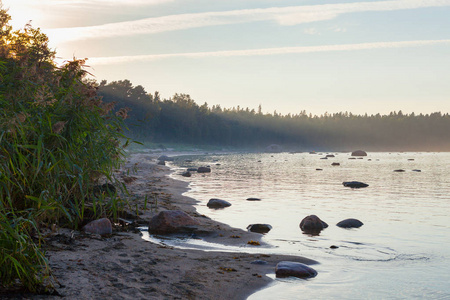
181 171 191 177
247 224 272 234
197 167 211 173
351 150 367 156
342 181 369 188
275 261 317 279
158 155 174 162
148 210 200 234
336 218 364 228
246 197 261 201
299 215 328 233
207 198 231 209
83 218 112 235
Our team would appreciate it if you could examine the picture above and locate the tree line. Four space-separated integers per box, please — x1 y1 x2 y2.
97 80 450 152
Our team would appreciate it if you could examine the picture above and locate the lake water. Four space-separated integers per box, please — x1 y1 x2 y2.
167 152 450 299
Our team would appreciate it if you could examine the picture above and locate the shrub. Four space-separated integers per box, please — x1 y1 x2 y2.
0 5 129 291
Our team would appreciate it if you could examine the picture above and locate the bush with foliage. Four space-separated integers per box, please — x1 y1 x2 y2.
0 6 128 291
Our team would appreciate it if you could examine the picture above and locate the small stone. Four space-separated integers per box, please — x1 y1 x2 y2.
181 171 191 177
412 169 421 172
336 218 364 228
251 260 268 265
331 162 340 166
83 218 112 235
158 155 174 162
330 245 339 249
246 197 261 201
247 224 272 234
275 261 317 279
394 169 405 172
299 215 328 233
197 167 211 173
342 181 369 188
207 198 231 208
351 150 367 156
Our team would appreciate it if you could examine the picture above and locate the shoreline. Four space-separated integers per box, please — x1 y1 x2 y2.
26 152 317 299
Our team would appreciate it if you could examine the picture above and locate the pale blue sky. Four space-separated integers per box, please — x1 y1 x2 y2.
3 0 450 115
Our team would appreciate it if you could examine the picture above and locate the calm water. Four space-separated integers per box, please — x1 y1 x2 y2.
167 152 450 299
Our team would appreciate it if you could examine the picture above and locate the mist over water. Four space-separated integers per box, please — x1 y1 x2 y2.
169 152 450 299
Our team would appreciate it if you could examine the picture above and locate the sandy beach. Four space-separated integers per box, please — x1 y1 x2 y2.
13 152 317 300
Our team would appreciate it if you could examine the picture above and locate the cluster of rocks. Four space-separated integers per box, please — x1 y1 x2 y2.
299 215 363 235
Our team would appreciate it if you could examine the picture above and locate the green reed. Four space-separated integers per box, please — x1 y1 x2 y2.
0 6 130 292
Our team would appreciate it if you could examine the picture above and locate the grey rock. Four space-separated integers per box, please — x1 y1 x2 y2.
251 260 268 265
343 181 369 188
351 150 367 156
197 167 211 173
158 155 174 162
83 218 112 235
247 224 272 234
275 261 317 279
207 198 231 209
246 197 261 201
336 218 364 228
148 210 200 234
299 215 328 234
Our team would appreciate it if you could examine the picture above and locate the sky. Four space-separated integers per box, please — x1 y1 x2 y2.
3 0 450 115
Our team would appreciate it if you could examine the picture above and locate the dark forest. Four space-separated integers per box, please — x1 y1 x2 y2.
98 79 450 151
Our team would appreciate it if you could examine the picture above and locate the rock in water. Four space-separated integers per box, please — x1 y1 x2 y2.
247 224 272 234
246 197 261 201
331 162 340 166
275 261 317 279
197 167 211 173
351 150 367 156
394 169 405 172
336 218 364 228
157 160 166 166
148 210 200 234
299 215 328 234
181 171 191 177
83 218 112 235
158 155 174 162
207 198 231 208
342 181 369 188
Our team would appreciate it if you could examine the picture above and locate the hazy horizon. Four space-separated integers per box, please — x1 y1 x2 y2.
3 0 450 116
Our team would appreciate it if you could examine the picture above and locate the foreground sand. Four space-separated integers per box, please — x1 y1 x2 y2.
30 153 318 300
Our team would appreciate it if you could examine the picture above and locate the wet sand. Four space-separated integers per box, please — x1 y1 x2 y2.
28 153 317 300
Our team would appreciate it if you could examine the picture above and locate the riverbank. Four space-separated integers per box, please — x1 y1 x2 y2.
15 152 317 300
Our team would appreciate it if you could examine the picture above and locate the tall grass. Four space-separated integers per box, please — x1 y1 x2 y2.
0 6 130 291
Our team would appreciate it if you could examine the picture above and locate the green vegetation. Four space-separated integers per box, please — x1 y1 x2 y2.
0 7 128 292
99 80 450 152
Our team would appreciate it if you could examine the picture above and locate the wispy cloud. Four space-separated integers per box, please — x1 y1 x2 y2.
46 0 450 44
304 28 320 35
5 0 173 7
84 39 450 65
